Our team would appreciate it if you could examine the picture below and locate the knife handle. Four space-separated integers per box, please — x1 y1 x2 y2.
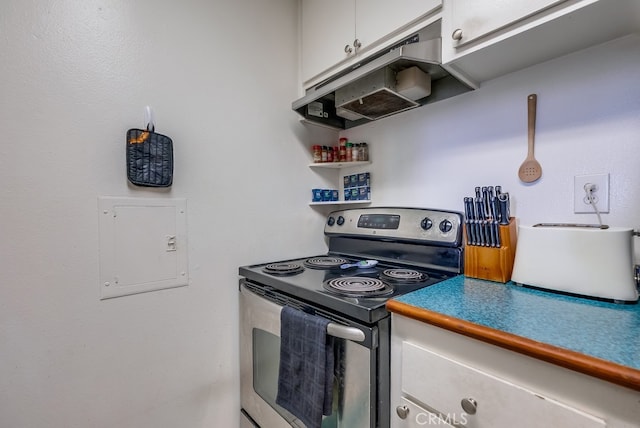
498 193 510 225
485 220 496 247
495 197 501 222
475 198 485 220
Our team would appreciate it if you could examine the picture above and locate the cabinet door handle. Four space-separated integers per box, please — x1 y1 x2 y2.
460 397 477 415
344 44 353 54
452 28 463 41
396 405 410 419
353 39 362 49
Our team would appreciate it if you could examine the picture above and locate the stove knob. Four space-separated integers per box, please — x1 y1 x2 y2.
420 217 433 230
337 216 345 226
327 216 335 226
439 219 453 233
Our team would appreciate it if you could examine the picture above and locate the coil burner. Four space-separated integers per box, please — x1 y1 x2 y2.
262 263 304 276
304 256 350 269
323 277 394 297
379 268 428 284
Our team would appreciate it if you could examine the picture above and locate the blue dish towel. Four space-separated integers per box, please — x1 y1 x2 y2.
276 306 334 428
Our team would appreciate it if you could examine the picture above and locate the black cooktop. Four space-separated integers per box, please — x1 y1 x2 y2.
239 254 454 324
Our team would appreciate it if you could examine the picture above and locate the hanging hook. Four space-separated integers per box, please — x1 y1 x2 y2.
144 106 155 132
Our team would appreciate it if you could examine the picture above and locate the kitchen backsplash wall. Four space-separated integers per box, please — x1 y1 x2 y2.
342 34 640 241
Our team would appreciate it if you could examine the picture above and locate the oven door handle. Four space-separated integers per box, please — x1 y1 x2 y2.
327 322 365 342
242 282 367 343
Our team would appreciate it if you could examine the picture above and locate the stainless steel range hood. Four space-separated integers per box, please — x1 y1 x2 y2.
292 22 478 129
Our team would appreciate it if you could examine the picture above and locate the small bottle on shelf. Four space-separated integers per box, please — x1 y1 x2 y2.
312 145 322 163
339 138 347 162
359 142 368 161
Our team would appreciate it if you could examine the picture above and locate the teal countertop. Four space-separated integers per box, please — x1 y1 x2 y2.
391 276 640 385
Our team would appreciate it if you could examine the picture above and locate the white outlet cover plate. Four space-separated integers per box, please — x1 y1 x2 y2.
574 173 609 213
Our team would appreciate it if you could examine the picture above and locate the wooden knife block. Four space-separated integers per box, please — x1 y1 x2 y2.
464 218 518 283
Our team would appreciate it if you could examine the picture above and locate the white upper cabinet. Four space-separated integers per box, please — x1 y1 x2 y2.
301 0 442 87
354 0 440 53
441 0 640 83
448 0 567 47
301 0 355 86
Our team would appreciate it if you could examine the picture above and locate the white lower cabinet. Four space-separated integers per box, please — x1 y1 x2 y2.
398 341 604 427
391 314 640 428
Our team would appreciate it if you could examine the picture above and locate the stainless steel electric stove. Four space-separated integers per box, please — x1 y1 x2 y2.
239 207 464 428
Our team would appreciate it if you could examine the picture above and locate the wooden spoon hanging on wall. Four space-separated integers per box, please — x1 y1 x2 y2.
518 94 542 183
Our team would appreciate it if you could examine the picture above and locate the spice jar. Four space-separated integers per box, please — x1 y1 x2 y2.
352 143 359 162
345 141 352 162
327 145 334 162
312 145 322 163
338 138 347 162
333 146 339 162
321 146 328 162
359 142 368 161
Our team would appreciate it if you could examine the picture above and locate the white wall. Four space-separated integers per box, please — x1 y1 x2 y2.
2 2 639 427
0 1 330 427
342 35 640 239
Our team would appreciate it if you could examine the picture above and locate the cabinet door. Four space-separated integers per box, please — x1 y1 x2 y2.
301 0 441 85
301 0 355 84
450 0 567 46
400 341 606 428
355 0 442 52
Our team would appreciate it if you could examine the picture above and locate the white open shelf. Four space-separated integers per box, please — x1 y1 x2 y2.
309 161 371 169
309 200 371 207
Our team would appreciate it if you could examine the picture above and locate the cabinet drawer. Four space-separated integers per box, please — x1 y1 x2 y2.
401 341 606 428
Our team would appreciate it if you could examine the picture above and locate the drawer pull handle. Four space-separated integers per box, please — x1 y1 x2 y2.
452 28 463 41
461 397 478 415
396 405 410 419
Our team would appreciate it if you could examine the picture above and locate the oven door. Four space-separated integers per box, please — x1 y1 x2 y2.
239 280 379 428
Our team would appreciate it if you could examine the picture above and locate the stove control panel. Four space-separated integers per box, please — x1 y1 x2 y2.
325 207 463 246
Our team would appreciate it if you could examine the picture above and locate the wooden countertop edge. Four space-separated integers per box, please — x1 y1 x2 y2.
386 299 640 392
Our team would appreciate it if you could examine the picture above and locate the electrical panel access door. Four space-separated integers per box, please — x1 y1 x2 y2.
98 197 188 299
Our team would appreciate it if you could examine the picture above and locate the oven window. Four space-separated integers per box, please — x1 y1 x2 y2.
252 328 281 412
252 328 339 427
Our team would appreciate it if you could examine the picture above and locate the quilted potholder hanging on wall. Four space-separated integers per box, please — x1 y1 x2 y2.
126 119 173 187
126 126 173 187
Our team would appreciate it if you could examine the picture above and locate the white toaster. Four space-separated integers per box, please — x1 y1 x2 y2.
511 224 639 303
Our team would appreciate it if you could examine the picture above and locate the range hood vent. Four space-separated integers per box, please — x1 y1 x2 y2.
292 22 477 129
335 66 419 121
